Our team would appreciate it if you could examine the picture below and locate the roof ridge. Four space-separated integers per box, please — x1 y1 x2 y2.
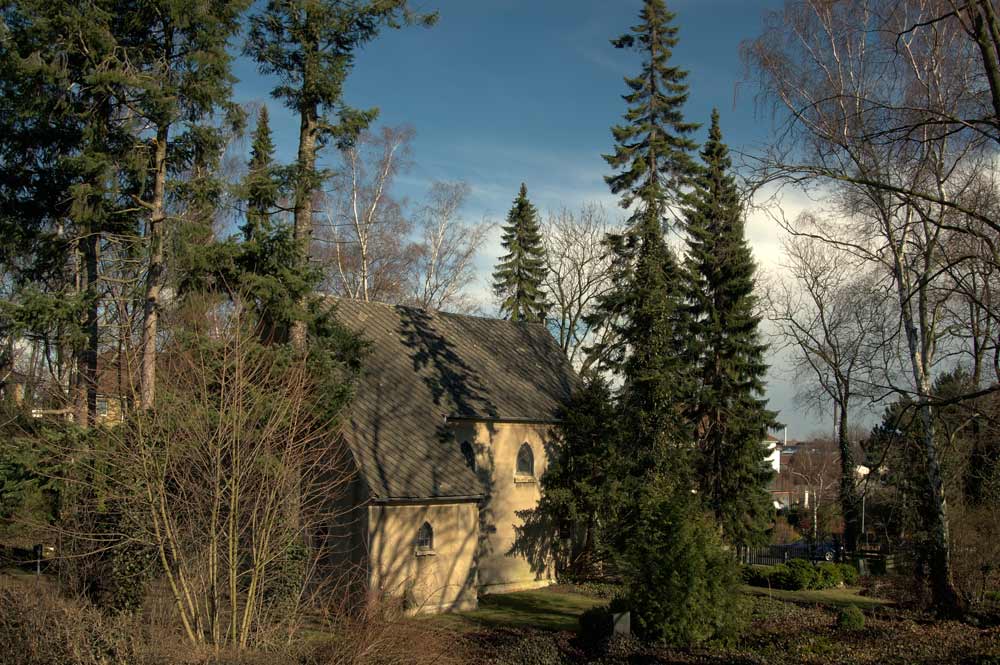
323 295 550 330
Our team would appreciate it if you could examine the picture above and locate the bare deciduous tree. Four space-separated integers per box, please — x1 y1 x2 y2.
742 0 992 612
542 204 618 372
318 126 417 304
767 229 887 550
110 302 356 649
405 181 489 314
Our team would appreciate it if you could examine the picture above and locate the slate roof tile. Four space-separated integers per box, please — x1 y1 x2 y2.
330 298 579 500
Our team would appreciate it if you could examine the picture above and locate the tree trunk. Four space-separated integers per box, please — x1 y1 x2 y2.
837 392 860 552
970 0 1000 139
289 105 318 351
918 401 964 615
76 232 99 427
140 126 168 410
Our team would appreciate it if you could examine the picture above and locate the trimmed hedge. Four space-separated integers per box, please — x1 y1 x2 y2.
741 560 863 591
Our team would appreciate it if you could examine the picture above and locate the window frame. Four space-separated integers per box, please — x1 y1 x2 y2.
515 442 535 479
415 521 434 555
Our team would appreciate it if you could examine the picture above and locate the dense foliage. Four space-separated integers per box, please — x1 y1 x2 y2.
621 479 741 645
493 184 550 322
683 111 777 547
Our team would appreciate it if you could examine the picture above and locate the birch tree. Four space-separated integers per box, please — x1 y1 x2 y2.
768 229 887 550
743 0 989 613
407 181 489 313
318 125 416 303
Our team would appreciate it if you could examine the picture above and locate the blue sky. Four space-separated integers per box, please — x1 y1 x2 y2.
231 0 841 438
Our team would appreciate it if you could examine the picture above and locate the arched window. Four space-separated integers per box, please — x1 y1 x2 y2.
516 443 534 477
460 441 476 472
416 522 433 552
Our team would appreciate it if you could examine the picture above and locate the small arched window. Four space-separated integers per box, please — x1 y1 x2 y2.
516 443 534 477
461 441 476 472
416 522 433 552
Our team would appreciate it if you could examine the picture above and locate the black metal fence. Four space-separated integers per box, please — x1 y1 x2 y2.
737 544 807 566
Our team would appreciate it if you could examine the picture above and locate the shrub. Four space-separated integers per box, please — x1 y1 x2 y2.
816 562 843 589
839 562 860 586
621 482 742 645
741 565 774 587
836 605 865 631
0 583 138 665
785 558 820 589
578 604 613 644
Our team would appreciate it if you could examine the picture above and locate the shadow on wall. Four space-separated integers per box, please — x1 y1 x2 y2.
506 428 562 578
366 501 480 612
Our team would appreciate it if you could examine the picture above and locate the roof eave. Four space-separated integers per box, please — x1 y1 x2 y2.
371 494 485 506
444 415 561 425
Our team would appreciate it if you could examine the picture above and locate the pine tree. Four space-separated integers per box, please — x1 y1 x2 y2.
243 106 280 243
603 0 698 215
589 0 698 469
683 110 777 546
245 0 436 348
0 0 146 425
492 183 549 322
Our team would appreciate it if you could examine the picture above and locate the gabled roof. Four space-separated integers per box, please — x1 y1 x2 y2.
330 298 579 501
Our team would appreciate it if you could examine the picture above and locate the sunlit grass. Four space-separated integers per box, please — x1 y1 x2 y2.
742 584 893 609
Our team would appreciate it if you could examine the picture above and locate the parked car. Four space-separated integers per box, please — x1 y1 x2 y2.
786 540 838 561
811 541 837 561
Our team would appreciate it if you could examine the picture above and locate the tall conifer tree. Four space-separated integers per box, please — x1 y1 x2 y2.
243 106 280 243
683 110 777 546
125 0 247 410
590 0 698 476
492 183 549 322
245 0 436 348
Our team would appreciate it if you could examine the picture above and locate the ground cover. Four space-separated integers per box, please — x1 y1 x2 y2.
444 582 1000 665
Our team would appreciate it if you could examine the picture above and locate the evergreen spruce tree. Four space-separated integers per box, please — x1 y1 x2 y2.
492 183 549 322
589 3 740 642
590 0 698 471
683 110 777 546
522 376 622 577
243 106 280 243
245 0 436 348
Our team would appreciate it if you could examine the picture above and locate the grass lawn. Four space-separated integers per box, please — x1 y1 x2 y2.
431 586 606 632
434 583 890 635
442 582 998 664
742 584 894 609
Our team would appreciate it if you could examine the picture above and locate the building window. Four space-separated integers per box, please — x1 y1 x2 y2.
460 441 476 472
96 399 109 418
516 443 534 477
416 522 434 553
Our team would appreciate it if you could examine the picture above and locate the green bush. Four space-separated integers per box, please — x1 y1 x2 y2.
783 558 820 589
578 604 613 643
836 605 865 631
758 559 847 590
838 562 860 586
621 482 742 646
816 562 843 589
741 565 774 587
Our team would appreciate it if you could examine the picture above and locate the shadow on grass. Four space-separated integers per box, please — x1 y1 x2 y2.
432 588 606 632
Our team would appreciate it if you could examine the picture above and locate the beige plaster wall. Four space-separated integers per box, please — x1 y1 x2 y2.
450 420 555 594
367 502 479 613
